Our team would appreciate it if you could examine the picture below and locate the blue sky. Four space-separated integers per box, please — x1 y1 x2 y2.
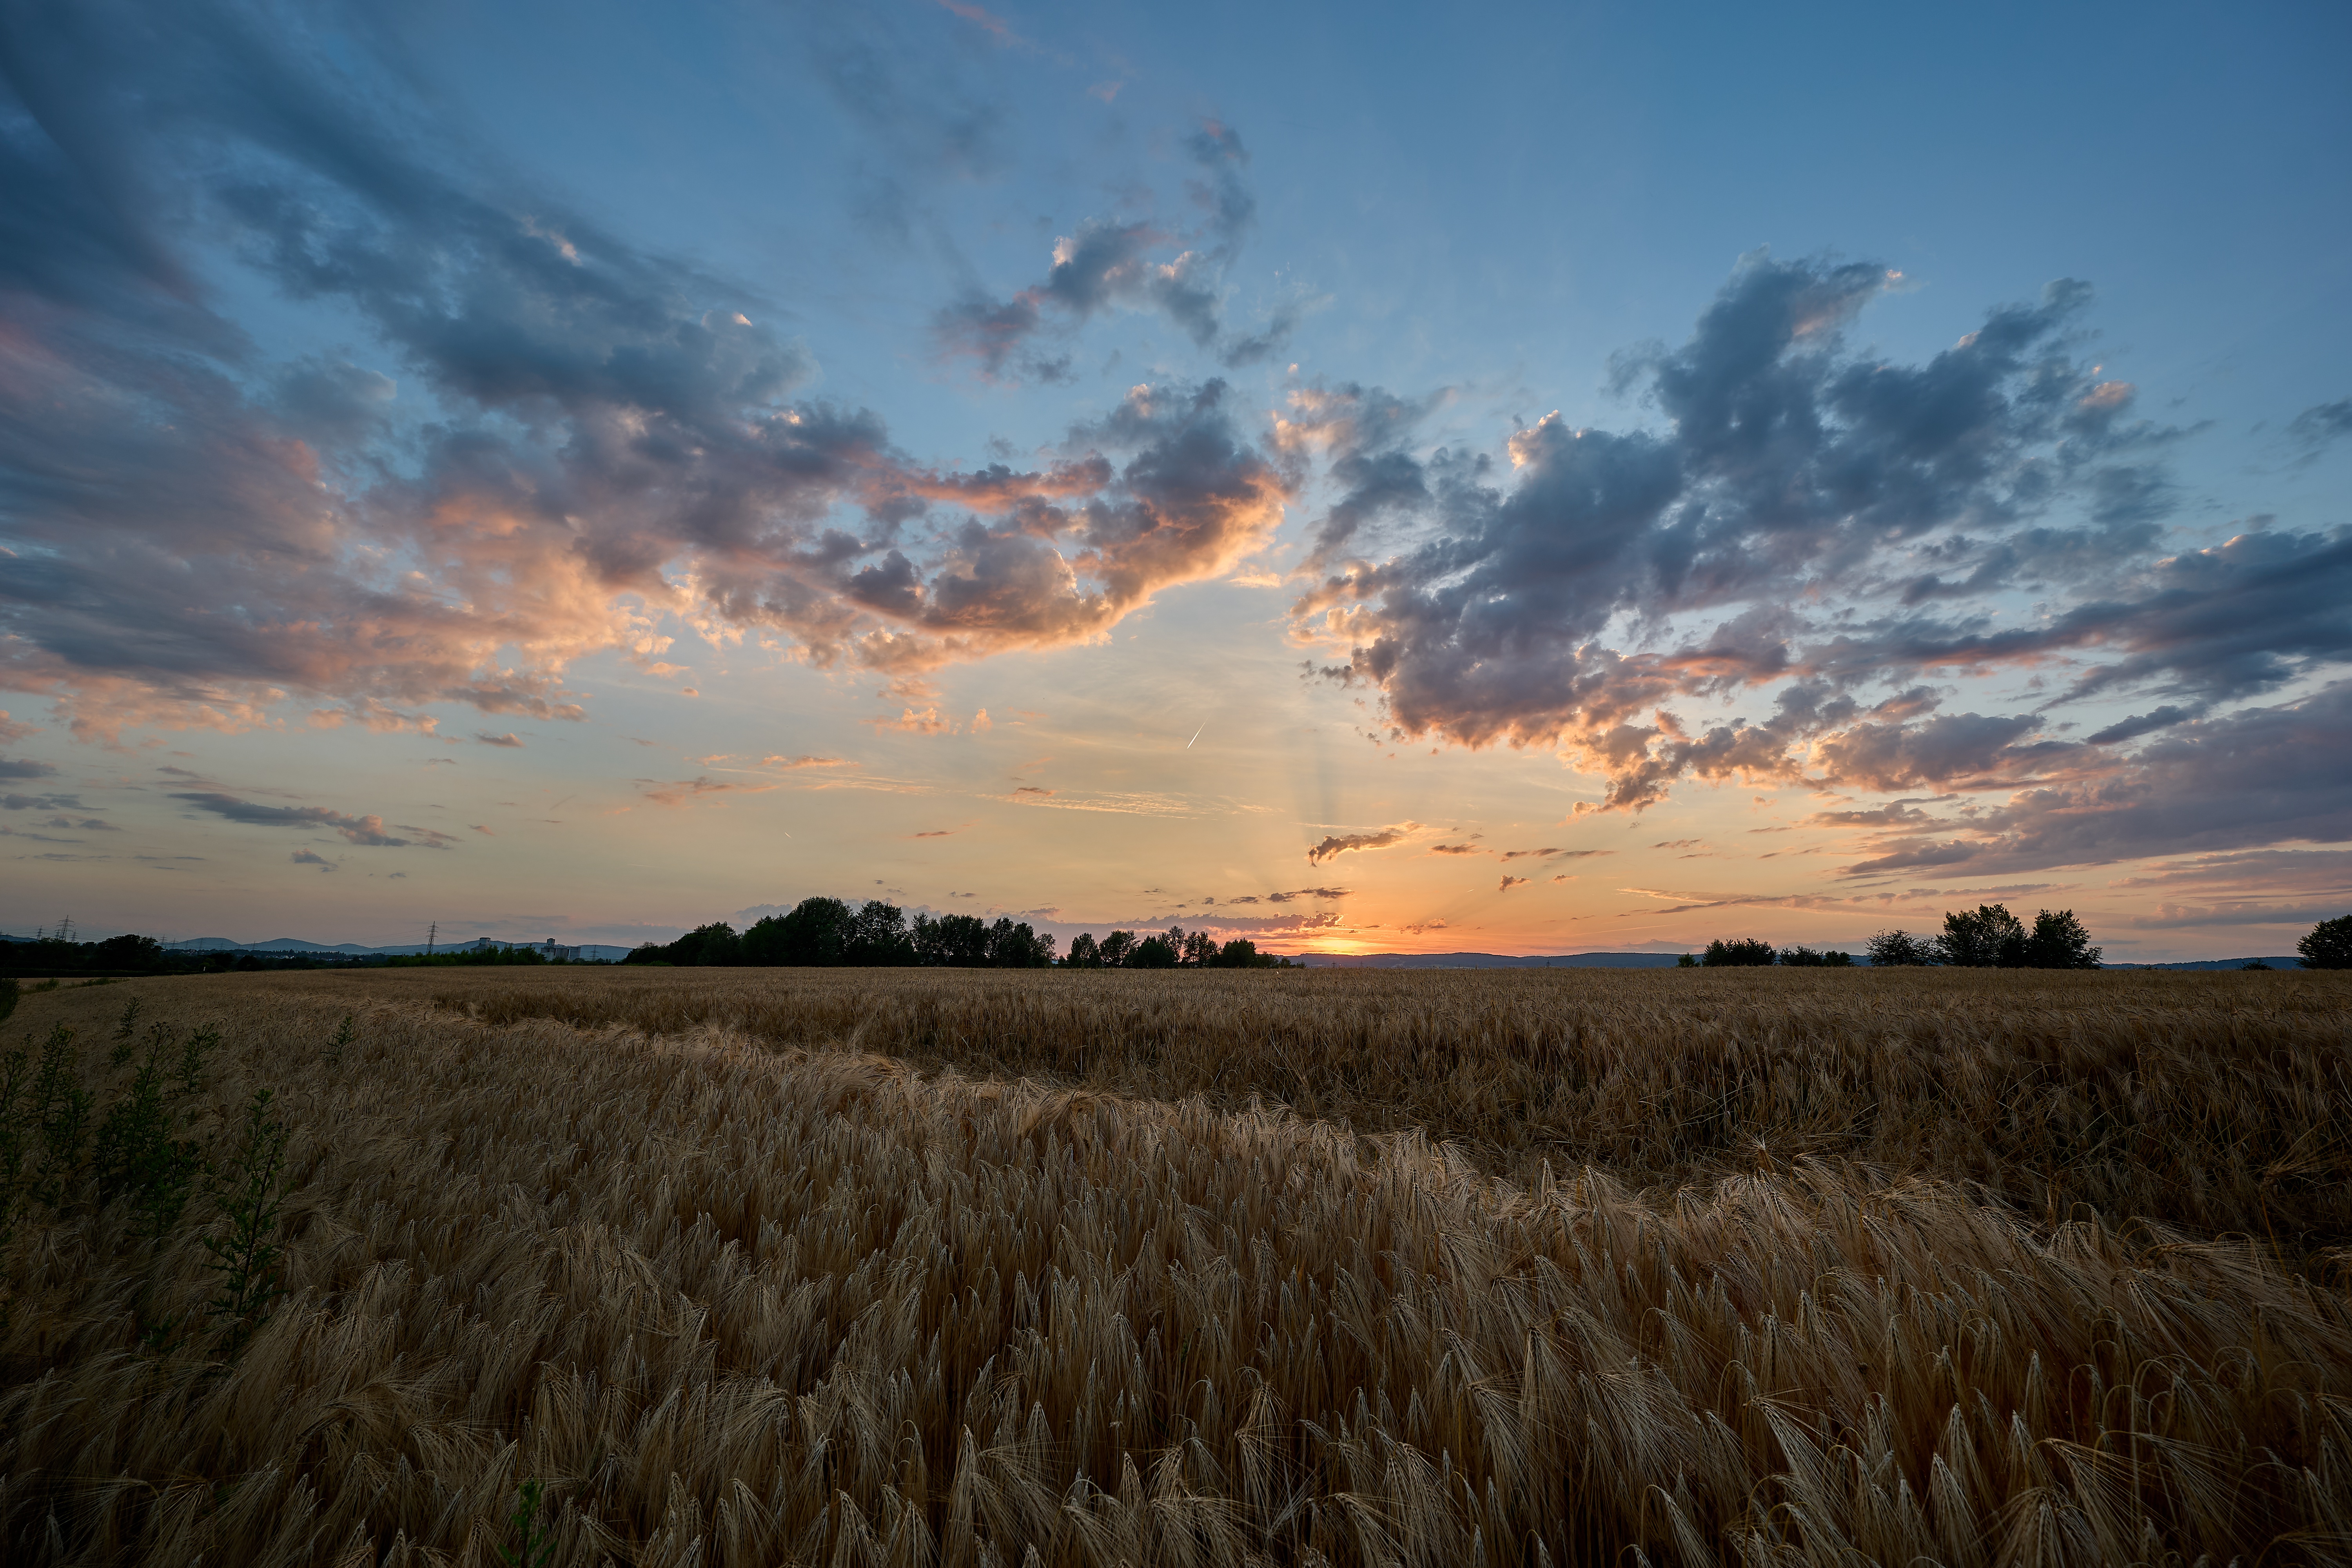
3 0 2349 958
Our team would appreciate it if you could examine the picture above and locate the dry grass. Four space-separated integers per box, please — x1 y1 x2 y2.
437 965 2352 1250
1 967 2348 1566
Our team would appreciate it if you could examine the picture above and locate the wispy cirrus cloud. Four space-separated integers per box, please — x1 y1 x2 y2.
635 777 778 809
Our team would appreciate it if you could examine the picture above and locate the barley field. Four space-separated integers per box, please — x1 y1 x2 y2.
3 967 2349 1566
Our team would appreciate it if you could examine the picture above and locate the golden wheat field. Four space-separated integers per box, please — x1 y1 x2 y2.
3 966 2350 1567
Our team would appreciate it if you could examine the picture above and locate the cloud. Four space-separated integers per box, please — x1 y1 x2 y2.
636 777 777 808
869 707 958 735
1498 846 1570 861
1304 822 1417 864
1013 785 1054 796
473 732 524 748
0 759 58 779
4 792 82 811
933 119 1289 379
290 849 334 870
1288 252 2342 820
0 9 1289 739
171 791 448 847
1498 875 1529 891
1835 685 2352 877
1809 712 2060 792
1263 887 1351 903
0 713 34 744
2288 397 2352 454
1274 383 1441 572
761 754 853 769
1428 843 1483 855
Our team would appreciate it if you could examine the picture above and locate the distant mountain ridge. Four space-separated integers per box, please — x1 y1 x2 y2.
1292 950 2303 971
161 936 636 961
1293 951 1688 969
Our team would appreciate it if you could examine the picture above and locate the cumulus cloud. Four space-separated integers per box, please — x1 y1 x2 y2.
0 758 57 779
1303 823 1417 864
0 6 1290 740
172 791 447 847
1498 875 1529 891
473 732 524 748
1291 251 2350 838
290 849 334 870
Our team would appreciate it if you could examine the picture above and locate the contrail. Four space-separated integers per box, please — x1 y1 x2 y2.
1187 722 1207 748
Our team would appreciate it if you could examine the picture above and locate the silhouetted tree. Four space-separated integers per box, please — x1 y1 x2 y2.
1780 945 1824 967
1935 905 2027 968
1096 930 1137 967
635 922 742 966
848 900 916 965
1866 929 1934 966
2020 909 2102 969
913 913 991 967
984 918 1056 967
1064 933 1102 968
742 898 850 965
1701 938 1778 967
1129 934 1180 969
1181 929 1218 967
2299 913 2352 970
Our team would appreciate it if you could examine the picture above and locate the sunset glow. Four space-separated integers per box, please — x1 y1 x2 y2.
2 1 2347 961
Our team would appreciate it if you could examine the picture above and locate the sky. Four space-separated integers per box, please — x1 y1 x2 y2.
3 0 2350 960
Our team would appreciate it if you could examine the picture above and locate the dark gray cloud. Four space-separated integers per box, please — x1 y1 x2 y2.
933 120 1290 379
2085 705 2199 745
1836 685 2352 877
0 758 57 779
0 3 1288 737
171 791 447 848
1293 252 2342 822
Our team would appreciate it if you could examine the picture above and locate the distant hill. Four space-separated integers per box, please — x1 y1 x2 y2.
162 936 635 962
2100 957 2299 971
1289 951 1688 969
1288 950 2306 971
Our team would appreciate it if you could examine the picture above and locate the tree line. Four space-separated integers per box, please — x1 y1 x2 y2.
624 898 1295 969
1689 905 2105 968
